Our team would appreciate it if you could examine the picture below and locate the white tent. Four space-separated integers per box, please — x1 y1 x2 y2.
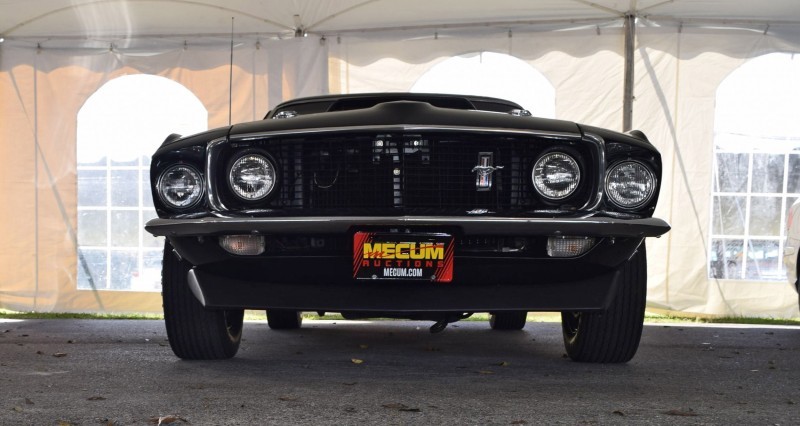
2 0 800 316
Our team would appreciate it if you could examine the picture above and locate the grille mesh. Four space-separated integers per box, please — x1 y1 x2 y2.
213 132 592 215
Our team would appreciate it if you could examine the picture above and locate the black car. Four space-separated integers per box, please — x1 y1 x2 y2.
145 93 670 363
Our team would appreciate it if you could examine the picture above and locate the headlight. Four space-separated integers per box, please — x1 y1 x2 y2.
605 161 656 209
228 154 276 201
157 165 204 209
532 152 581 200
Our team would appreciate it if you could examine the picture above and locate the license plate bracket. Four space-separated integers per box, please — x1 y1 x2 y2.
353 232 454 282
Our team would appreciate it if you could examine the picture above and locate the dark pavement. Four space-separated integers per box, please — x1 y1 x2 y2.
1 318 799 425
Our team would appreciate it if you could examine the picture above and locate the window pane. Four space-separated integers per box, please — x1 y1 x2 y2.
745 240 782 280
715 153 749 193
142 210 163 248
710 239 743 279
788 154 800 194
749 196 781 236
110 210 139 247
78 169 106 206
751 154 784 193
712 196 745 235
130 250 164 291
77 210 106 246
77 249 107 290
109 250 137 290
142 170 154 207
110 170 139 207
111 157 138 167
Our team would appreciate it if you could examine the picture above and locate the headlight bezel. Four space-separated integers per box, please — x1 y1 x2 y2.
531 149 584 201
604 159 657 211
226 150 279 203
156 164 205 210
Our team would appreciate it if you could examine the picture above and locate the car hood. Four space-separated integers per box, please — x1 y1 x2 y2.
229 100 582 140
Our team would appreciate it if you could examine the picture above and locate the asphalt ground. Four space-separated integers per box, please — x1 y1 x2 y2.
1 318 799 425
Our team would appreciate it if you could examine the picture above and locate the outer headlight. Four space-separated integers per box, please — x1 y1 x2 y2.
228 154 276 201
605 160 656 209
532 152 581 200
157 165 204 209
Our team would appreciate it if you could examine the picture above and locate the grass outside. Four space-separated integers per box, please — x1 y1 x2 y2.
2 309 799 326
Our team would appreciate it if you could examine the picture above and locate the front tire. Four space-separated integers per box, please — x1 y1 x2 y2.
162 241 244 360
561 245 647 363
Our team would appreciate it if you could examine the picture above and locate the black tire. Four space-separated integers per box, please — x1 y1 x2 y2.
162 241 244 360
489 311 528 330
561 245 647 363
267 310 303 330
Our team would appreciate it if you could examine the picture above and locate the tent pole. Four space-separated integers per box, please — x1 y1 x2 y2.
623 14 635 132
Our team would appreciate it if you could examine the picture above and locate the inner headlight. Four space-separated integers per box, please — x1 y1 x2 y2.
605 160 656 209
532 152 581 200
228 154 276 201
157 165 204 209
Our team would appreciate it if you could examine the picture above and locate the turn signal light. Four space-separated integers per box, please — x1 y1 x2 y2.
219 235 265 256
547 236 595 258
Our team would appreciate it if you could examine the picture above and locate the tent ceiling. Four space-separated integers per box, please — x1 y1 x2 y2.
1 0 799 41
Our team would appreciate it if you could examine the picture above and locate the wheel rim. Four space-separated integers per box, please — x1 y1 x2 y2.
223 310 243 338
563 312 581 338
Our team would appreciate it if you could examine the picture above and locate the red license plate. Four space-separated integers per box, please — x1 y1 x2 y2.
353 232 454 283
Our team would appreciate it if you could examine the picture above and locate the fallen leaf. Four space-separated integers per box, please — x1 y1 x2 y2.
664 409 698 417
56 421 74 426
88 396 106 401
52 353 68 358
148 415 187 425
613 410 624 416
36 351 44 355
11 406 22 412
351 358 364 365
24 398 34 405
279 396 298 402
359 344 369 349
496 361 510 367
67 340 74 344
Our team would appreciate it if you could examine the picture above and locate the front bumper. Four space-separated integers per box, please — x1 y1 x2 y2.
146 215 669 312
145 215 670 238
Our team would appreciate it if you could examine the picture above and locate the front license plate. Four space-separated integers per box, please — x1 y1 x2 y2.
353 232 454 283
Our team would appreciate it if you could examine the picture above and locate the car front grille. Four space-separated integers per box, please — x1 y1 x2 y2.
210 131 596 215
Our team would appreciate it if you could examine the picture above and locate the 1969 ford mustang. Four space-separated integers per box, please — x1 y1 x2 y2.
145 93 670 363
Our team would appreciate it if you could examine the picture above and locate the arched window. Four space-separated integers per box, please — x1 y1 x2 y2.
709 53 800 281
77 75 207 291
411 51 555 118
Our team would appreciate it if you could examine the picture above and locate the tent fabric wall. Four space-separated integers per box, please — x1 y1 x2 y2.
0 37 327 313
1 18 800 317
328 23 800 318
634 25 800 318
